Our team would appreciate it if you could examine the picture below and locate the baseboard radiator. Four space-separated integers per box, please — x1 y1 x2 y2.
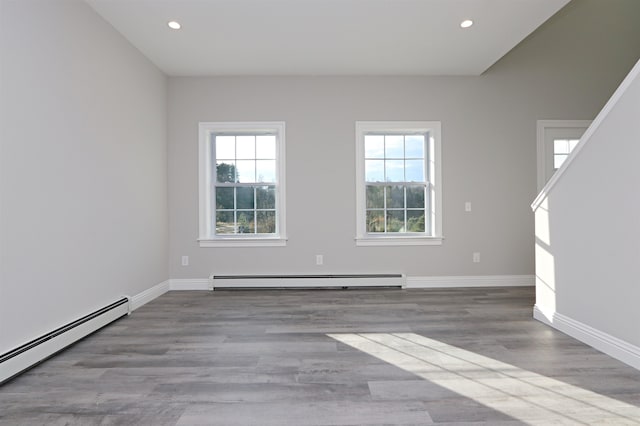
210 274 405 290
0 297 130 384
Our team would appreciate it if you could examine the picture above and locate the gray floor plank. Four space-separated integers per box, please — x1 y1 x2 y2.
1 287 640 425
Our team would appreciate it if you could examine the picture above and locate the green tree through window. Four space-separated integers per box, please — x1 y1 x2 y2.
214 137 277 235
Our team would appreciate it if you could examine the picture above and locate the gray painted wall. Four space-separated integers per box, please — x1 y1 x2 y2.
536 59 640 348
0 0 168 353
168 0 640 280
1 0 639 355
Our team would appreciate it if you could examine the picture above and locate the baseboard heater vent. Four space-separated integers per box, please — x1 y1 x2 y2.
210 274 405 290
0 297 129 384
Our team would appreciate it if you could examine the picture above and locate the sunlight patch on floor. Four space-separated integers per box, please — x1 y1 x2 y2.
328 333 640 425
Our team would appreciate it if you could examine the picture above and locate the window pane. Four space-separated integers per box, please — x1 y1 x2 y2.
407 210 425 232
365 160 384 182
405 159 425 182
405 135 425 158
236 187 254 209
554 139 570 154
386 185 404 208
385 160 404 182
256 211 276 233
256 186 276 209
364 135 384 158
215 135 235 159
366 210 385 232
216 187 234 210
554 154 567 169
366 185 384 209
256 135 276 159
568 139 580 151
216 161 236 183
386 210 405 232
406 185 425 208
256 160 276 183
237 211 254 234
216 211 235 234
236 136 255 159
385 135 404 158
235 160 256 182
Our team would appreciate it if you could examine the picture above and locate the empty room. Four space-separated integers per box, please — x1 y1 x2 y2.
1 0 640 424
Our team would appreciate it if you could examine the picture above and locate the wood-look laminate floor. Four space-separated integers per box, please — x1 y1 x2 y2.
2 287 640 425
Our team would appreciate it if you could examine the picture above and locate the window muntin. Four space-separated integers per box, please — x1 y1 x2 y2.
364 134 428 234
214 134 277 235
198 122 286 247
536 120 590 191
365 184 427 233
355 121 442 246
553 138 580 170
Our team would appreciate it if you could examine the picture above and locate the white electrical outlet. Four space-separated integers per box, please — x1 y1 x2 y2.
465 202 472 212
316 254 323 265
473 252 480 263
181 256 189 266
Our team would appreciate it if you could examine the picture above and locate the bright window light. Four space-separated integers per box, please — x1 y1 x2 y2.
330 333 640 424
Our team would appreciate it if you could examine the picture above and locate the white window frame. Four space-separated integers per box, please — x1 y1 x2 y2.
536 120 591 191
198 121 287 247
355 121 443 246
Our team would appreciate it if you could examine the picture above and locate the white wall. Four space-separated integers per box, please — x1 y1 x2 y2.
534 59 640 351
0 0 168 353
168 0 640 280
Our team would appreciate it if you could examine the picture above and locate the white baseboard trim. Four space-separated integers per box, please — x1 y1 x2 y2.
534 305 640 371
129 280 170 311
170 279 211 291
0 298 129 384
406 274 535 288
1 279 172 384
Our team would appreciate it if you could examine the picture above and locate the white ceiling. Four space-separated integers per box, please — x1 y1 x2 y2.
86 0 570 77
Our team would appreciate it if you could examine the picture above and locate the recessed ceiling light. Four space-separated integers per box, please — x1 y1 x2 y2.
460 19 474 29
167 21 181 30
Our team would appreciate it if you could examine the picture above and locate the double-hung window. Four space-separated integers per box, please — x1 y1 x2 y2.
198 122 286 247
355 121 442 246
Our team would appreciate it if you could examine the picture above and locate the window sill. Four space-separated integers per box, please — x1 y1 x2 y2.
198 237 287 248
355 236 443 247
